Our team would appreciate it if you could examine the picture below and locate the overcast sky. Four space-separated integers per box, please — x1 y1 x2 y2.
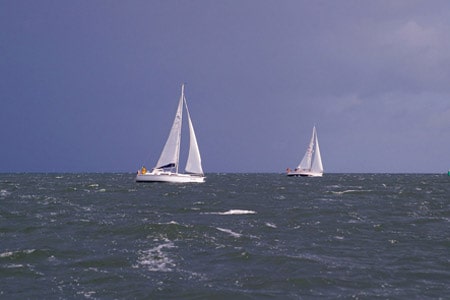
1 0 449 173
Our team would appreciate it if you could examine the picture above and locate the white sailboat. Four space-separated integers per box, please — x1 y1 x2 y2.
136 84 205 183
287 126 323 177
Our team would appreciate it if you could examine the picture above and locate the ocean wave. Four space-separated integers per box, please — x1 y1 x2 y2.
0 189 11 198
3 263 24 268
265 222 277 228
0 249 36 259
1 173 448 298
216 227 242 238
135 240 176 272
0 251 14 258
18 194 39 200
203 209 257 215
76 291 96 299
330 189 372 195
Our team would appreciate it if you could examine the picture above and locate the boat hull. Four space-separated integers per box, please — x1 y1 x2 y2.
136 172 205 183
287 171 323 177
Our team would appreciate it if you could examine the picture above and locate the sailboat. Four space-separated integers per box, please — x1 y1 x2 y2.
136 84 205 183
287 126 323 177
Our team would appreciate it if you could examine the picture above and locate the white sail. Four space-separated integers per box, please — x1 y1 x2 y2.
297 127 315 170
184 96 204 175
155 87 183 170
311 128 323 173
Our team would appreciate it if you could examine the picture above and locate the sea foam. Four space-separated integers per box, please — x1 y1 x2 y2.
136 240 176 272
203 209 256 215
216 227 242 238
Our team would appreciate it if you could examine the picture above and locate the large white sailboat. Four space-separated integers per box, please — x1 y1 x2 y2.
287 126 323 177
136 84 205 183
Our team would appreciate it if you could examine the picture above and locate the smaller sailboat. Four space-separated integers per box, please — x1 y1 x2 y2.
136 84 205 183
287 126 323 177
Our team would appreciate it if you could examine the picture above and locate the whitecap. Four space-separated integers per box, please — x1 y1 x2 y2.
135 241 176 272
331 189 372 195
153 221 180 226
86 267 109 274
203 209 256 215
0 251 14 258
221 209 256 215
0 249 35 258
216 227 242 238
19 194 38 200
77 291 96 299
265 222 277 228
4 264 24 268
0 189 11 198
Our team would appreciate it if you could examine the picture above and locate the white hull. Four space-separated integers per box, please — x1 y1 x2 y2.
136 171 205 183
287 170 323 177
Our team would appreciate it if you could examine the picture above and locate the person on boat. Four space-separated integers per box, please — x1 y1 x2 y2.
140 166 147 174
286 168 291 173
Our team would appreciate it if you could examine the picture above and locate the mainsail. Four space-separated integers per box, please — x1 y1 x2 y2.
155 87 183 170
297 127 315 170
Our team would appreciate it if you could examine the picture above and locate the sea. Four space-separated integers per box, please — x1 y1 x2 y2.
1 173 449 299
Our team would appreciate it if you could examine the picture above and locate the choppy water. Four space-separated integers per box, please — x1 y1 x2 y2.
1 173 449 299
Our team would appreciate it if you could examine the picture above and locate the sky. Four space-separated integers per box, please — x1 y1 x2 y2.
1 0 449 173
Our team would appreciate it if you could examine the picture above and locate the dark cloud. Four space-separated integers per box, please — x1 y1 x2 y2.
1 1 449 172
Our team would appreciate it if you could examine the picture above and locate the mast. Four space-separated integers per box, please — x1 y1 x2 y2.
176 84 184 173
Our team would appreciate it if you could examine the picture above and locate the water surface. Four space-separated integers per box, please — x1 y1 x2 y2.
1 173 449 298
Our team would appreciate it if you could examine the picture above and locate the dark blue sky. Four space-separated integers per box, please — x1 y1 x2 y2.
1 1 449 173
